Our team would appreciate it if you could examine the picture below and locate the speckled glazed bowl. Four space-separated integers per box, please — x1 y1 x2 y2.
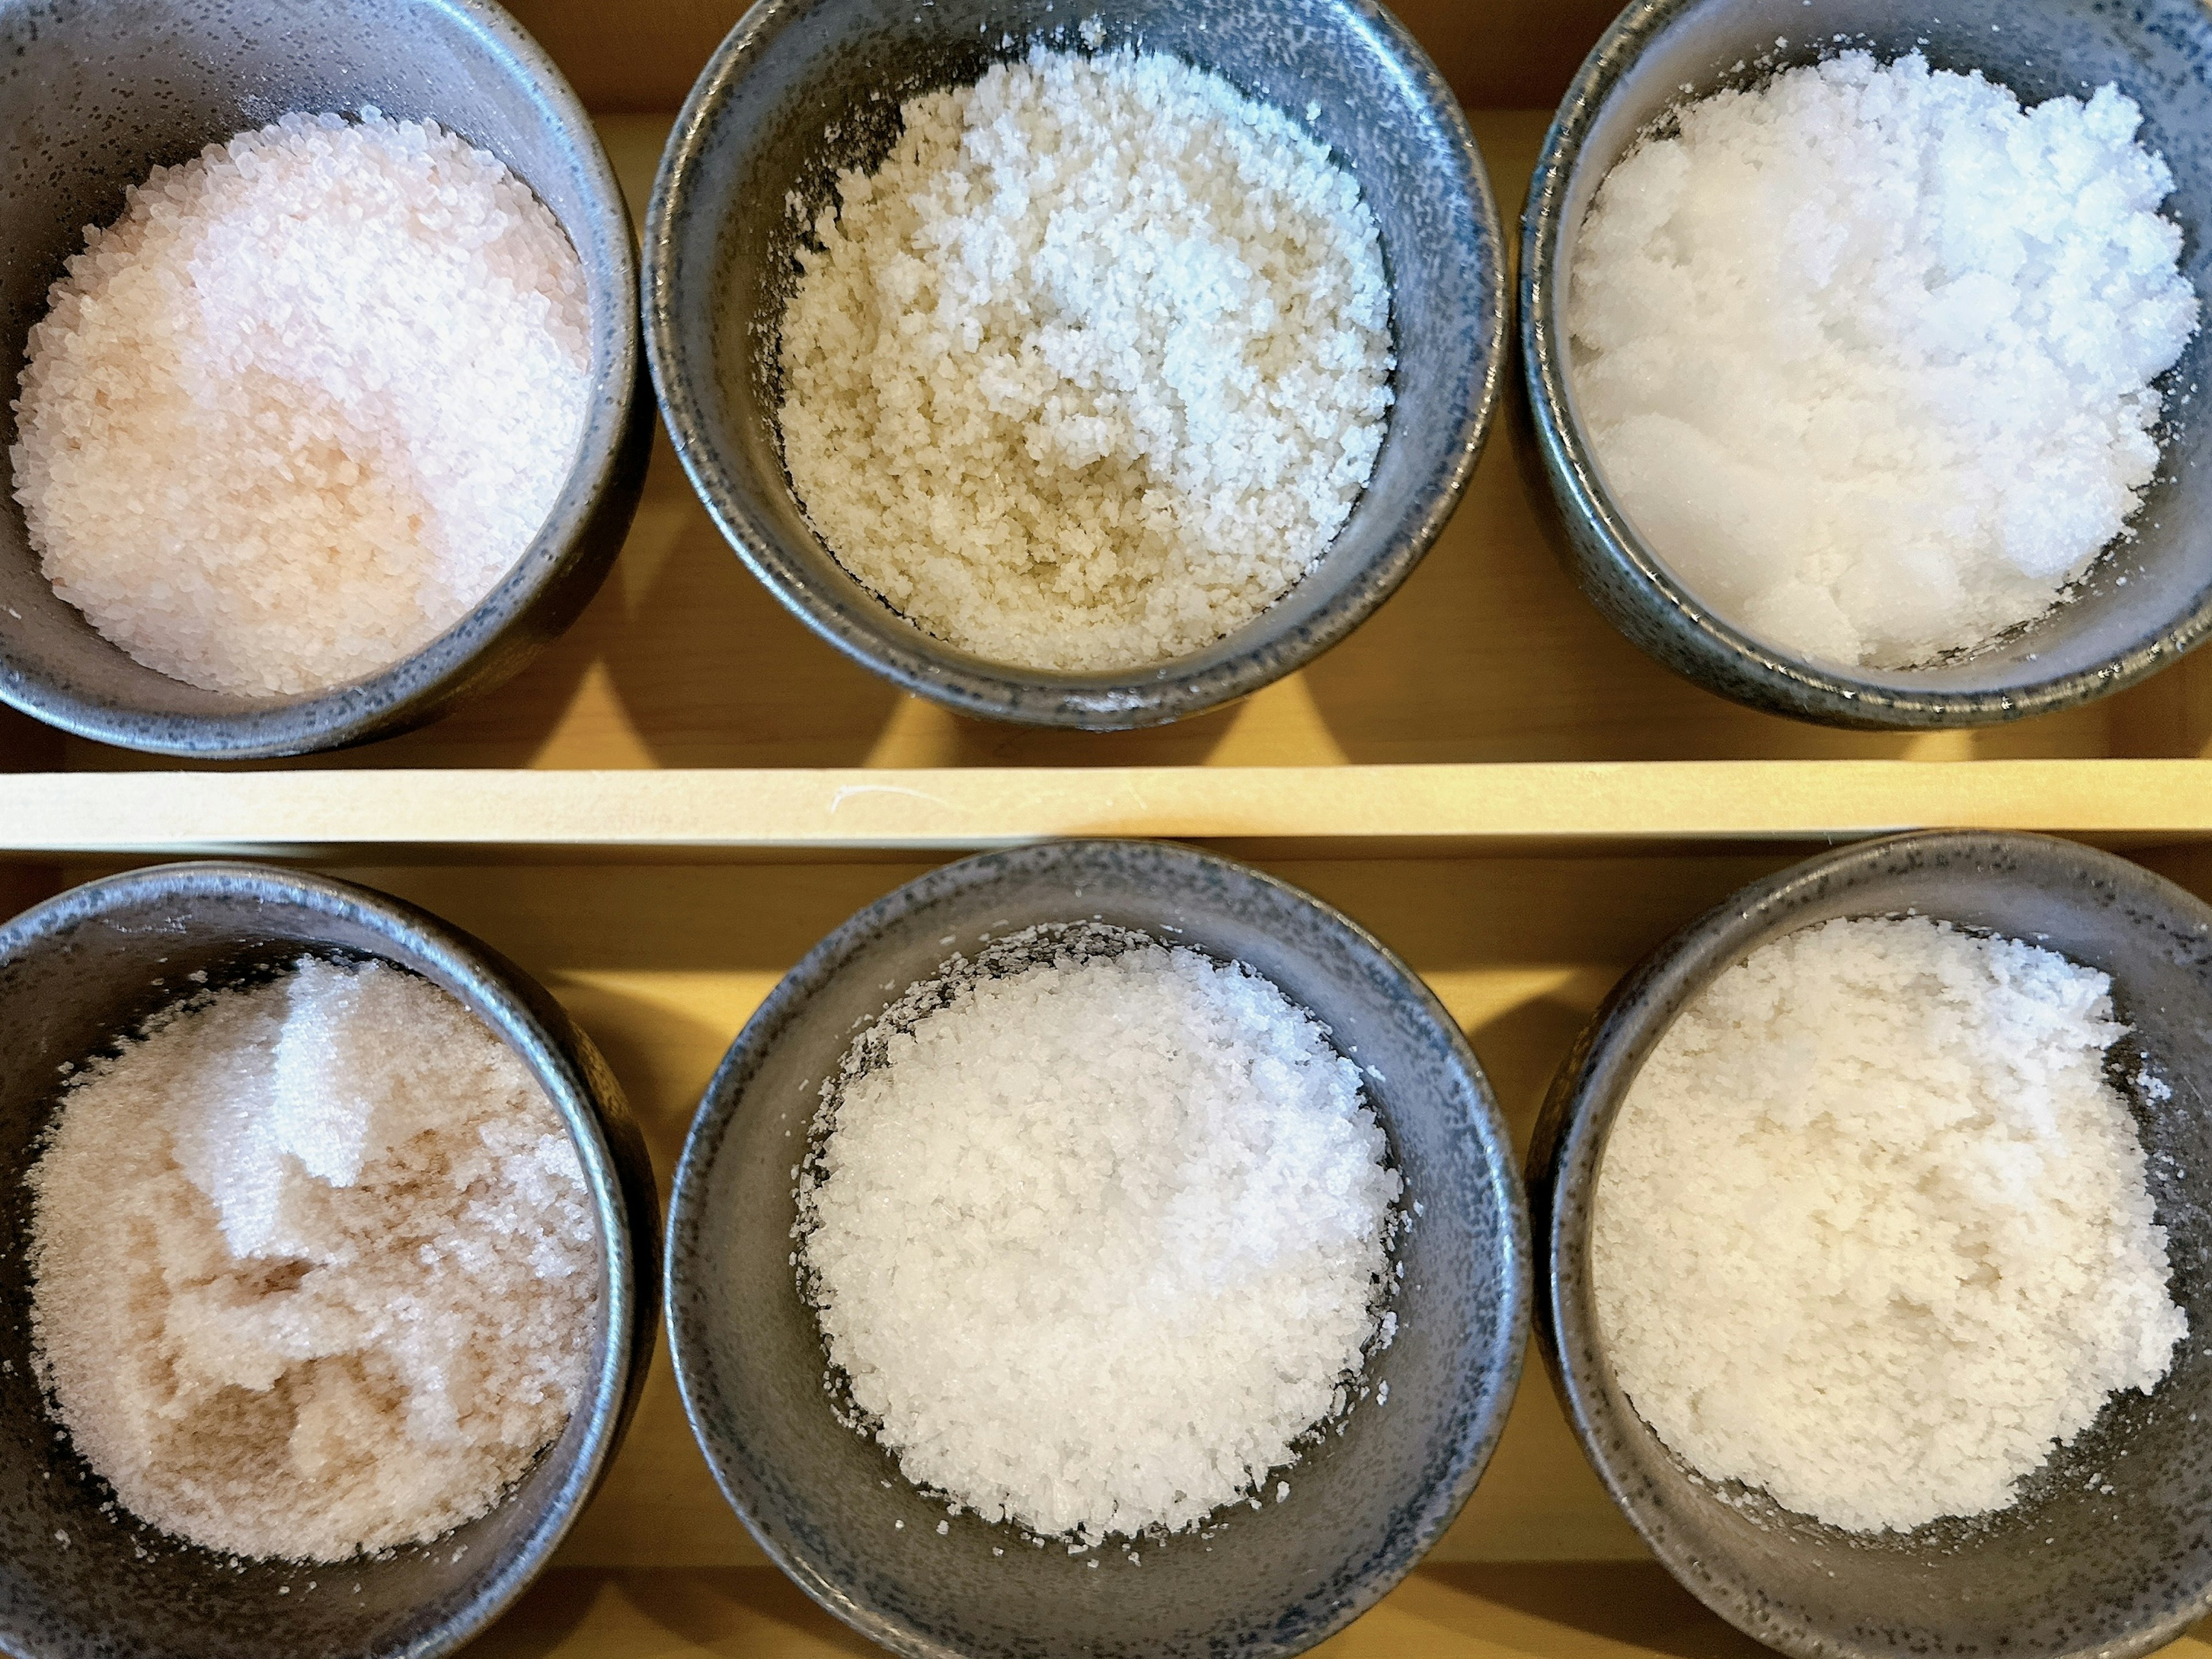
667 840 1528 1657
1531 831 2212 1659
646 0 1500 730
1523 0 2212 729
0 863 661 1659
0 0 651 760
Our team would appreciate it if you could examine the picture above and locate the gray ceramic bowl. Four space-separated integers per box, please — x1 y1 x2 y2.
1523 0 2212 729
1531 830 2212 1659
0 0 651 760
0 862 661 1659
645 0 1500 730
666 840 1528 1657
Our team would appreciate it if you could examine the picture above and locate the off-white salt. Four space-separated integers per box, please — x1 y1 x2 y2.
1593 916 2185 1532
1570 53 2199 667
28 957 599 1561
797 927 1400 1539
13 110 590 697
778 47 1393 671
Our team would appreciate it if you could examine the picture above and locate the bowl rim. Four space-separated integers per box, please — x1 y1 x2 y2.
1518 0 2212 730
662 836 1532 1658
0 0 646 762
1527 828 2212 1659
0 859 660 1659
642 0 1505 732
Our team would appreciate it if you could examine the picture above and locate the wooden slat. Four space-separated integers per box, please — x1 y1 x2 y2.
14 761 2212 858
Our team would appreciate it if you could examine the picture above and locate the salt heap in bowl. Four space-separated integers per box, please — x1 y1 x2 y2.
1569 52 2200 670
12 109 591 699
777 43 1395 673
28 954 600 1563
796 923 1403 1545
1593 915 2186 1533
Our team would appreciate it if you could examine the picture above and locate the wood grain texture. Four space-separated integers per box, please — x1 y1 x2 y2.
14 761 2212 858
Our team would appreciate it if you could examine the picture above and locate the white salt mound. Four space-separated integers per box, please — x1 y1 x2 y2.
1569 52 2200 668
13 110 591 697
1593 916 2186 1533
797 929 1402 1540
28 957 599 1562
778 47 1395 672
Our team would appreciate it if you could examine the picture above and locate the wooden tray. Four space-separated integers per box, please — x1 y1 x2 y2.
6 3 2212 1653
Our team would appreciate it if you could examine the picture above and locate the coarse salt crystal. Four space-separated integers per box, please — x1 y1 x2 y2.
13 110 591 697
797 925 1401 1539
1570 53 2199 668
1594 916 2185 1531
28 957 599 1561
779 48 1392 672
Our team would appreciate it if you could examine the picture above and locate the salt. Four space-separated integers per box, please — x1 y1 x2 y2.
779 47 1393 672
1594 916 2186 1532
797 926 1400 1539
28 957 599 1562
13 110 590 698
1570 53 2199 668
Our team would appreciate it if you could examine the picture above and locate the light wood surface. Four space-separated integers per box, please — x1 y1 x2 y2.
1 2 2209 1652
14 760 2212 859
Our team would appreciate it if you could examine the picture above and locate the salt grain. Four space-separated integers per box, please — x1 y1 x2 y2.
779 48 1393 671
28 957 599 1561
14 110 590 696
797 926 1400 1539
1570 53 2199 667
1594 916 2186 1531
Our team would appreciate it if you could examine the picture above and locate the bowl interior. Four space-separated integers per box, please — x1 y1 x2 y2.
0 0 637 757
1547 0 2212 700
669 842 1527 1658
0 868 642 1659
654 0 1495 726
1547 834 2212 1659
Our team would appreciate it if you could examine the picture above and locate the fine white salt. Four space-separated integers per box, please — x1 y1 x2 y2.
1570 53 2199 668
778 47 1393 672
1594 916 2186 1532
797 926 1400 1539
13 110 591 697
28 956 599 1562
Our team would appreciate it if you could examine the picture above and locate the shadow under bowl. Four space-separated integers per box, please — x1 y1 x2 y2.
1530 830 2212 1659
645 0 1501 730
665 839 1529 1657
0 862 661 1659
1522 0 2212 729
0 0 652 760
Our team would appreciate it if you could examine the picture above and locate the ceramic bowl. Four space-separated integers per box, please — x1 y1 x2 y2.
645 0 1500 730
1531 830 2212 1659
0 862 661 1658
0 0 652 760
1522 0 2212 729
666 839 1528 1657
